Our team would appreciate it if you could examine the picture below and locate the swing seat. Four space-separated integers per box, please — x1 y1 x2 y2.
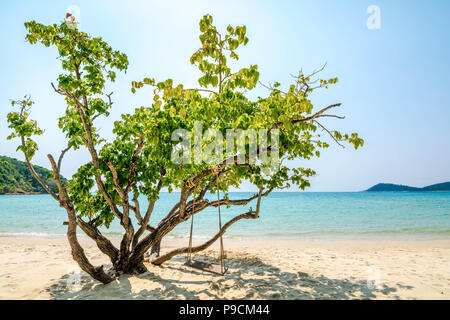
185 260 228 275
183 175 228 276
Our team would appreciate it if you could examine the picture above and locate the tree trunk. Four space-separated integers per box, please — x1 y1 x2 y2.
150 240 161 257
48 155 115 284
113 256 147 275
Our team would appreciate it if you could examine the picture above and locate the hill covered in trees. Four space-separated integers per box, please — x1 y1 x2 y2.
0 155 66 194
366 182 450 192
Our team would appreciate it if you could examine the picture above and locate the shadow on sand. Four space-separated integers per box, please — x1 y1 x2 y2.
45 254 413 300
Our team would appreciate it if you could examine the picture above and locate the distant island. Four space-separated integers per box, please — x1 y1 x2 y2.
365 182 450 192
0 155 66 194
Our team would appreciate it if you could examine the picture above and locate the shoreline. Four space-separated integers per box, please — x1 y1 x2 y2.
0 192 48 195
0 235 449 299
1 232 450 242
1 234 450 249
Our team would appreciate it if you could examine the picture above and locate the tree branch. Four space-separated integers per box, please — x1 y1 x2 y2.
77 217 119 264
105 160 126 199
132 167 166 248
314 120 345 148
124 134 145 194
151 186 266 265
52 73 124 223
57 145 72 173
47 154 113 283
19 137 59 201
151 211 257 265
207 188 272 209
152 185 273 265
269 103 342 132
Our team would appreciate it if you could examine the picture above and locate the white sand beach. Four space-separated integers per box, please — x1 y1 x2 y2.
0 236 449 300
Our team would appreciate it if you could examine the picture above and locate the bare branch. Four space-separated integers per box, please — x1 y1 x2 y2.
105 160 127 199
92 92 114 121
18 137 59 201
314 120 345 148
258 81 287 95
183 88 218 95
207 188 272 209
319 114 345 119
269 103 342 132
106 91 113 106
57 145 72 173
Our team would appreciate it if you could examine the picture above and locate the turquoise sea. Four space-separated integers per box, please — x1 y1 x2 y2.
0 192 449 240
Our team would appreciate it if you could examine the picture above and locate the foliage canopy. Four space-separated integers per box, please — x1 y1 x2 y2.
6 15 363 282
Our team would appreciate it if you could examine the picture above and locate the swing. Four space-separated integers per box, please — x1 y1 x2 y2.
184 173 228 275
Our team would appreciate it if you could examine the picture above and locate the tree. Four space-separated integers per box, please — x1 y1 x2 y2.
7 15 363 284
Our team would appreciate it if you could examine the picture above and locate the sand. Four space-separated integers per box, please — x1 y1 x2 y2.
0 236 449 300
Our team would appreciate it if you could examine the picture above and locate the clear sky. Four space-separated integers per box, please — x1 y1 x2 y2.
0 0 449 191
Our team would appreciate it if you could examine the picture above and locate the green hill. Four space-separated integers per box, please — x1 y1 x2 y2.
0 155 66 194
366 182 450 192
422 182 450 191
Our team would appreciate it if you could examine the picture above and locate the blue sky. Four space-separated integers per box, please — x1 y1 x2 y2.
0 0 449 191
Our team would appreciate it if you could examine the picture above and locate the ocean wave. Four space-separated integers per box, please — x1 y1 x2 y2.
260 229 450 237
0 232 65 237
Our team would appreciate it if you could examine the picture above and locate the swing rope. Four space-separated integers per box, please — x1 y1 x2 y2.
186 182 200 263
185 167 226 273
186 194 195 263
217 176 226 273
